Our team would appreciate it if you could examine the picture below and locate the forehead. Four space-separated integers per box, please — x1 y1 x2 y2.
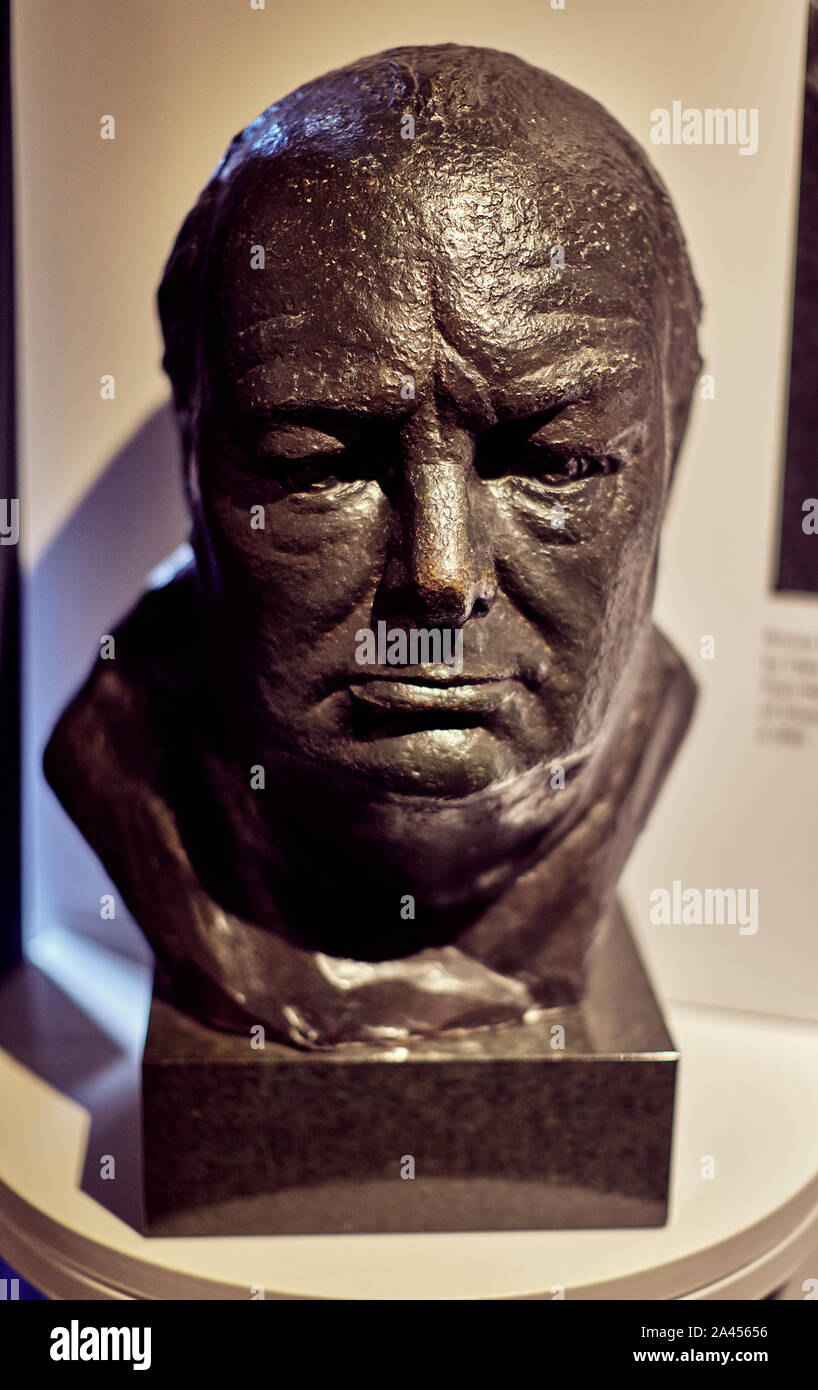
210 146 666 416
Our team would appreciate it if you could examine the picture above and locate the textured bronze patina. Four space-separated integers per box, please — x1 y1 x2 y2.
46 45 702 1049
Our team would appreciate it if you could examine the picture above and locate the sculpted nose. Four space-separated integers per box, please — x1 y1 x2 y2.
376 404 498 627
401 459 495 626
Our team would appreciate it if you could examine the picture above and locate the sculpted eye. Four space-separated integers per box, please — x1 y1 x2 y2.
478 414 623 489
256 424 350 461
282 465 359 494
251 422 366 497
520 439 622 488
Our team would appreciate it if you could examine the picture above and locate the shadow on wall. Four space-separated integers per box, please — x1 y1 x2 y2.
26 401 189 964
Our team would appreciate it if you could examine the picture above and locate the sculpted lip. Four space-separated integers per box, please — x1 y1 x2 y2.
348 676 521 714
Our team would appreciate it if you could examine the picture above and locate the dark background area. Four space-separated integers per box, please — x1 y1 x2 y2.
0 0 21 973
775 0 818 593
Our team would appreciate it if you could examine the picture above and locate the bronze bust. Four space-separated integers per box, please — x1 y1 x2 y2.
45 44 701 1050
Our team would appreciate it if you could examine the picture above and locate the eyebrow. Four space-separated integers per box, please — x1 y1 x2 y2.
237 388 410 422
484 357 653 424
233 334 655 426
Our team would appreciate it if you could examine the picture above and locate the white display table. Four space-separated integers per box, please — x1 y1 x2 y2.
1 927 817 1300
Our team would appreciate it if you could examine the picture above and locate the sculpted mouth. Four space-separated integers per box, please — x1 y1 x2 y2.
348 676 521 714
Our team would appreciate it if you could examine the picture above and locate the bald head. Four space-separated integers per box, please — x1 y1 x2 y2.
159 44 701 481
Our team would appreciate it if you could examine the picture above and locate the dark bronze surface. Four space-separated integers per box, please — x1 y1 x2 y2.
45 45 701 1051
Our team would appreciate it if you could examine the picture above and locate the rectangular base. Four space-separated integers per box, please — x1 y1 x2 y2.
141 905 677 1235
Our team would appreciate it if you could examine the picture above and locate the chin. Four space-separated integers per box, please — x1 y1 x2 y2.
332 726 540 800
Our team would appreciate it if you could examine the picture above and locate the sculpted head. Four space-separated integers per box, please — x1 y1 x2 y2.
43 45 704 1044
157 43 700 909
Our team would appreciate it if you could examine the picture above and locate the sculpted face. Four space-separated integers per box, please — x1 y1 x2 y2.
193 142 671 818
45 47 702 1036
